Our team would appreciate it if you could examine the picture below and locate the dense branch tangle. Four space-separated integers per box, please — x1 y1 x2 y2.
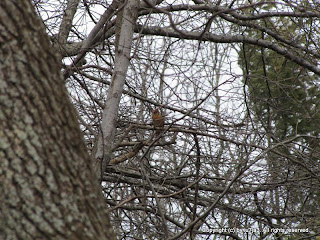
35 0 320 239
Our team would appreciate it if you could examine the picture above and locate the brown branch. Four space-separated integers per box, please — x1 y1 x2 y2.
109 142 144 165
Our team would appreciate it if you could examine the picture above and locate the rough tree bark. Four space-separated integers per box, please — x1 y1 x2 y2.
0 1 115 239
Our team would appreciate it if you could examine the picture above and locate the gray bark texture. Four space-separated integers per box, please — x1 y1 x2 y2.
0 1 116 239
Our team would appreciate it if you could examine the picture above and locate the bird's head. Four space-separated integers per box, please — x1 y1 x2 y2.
153 108 159 115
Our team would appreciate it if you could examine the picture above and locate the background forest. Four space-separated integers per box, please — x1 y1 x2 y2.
37 0 320 239
1 0 320 239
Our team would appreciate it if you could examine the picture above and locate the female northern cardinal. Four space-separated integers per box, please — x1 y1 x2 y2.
152 108 164 135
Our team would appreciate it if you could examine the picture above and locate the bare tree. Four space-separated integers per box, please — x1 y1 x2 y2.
3 0 320 239
94 0 140 180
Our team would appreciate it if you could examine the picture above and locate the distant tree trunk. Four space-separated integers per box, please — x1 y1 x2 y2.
0 1 115 239
94 0 140 179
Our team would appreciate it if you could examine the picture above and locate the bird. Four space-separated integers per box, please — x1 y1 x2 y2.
152 108 164 135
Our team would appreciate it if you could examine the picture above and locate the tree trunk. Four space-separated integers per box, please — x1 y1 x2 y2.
0 1 115 239
93 0 140 179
